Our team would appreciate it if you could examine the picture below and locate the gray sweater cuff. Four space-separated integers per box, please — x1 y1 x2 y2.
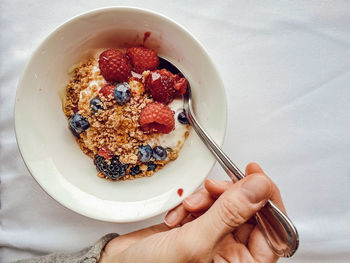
14 233 119 263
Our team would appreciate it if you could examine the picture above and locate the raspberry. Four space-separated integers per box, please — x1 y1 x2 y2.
126 47 159 73
99 84 115 100
98 146 113 160
139 102 175 134
99 49 131 82
174 76 187 95
145 69 187 104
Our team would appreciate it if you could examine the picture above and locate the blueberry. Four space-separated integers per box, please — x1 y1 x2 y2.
69 125 80 137
138 145 152 162
130 165 141 175
90 97 104 113
152 146 167 160
114 82 131 104
94 155 128 180
69 113 90 136
147 161 157 171
177 110 189 124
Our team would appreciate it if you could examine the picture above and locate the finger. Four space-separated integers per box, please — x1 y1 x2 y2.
233 223 255 245
204 162 264 199
270 182 286 213
164 204 188 228
180 214 196 226
212 254 230 263
246 162 286 213
204 162 262 199
183 189 215 212
191 211 205 218
245 162 264 175
186 173 273 248
245 165 286 263
204 179 232 198
207 163 285 219
215 235 255 262
249 226 279 263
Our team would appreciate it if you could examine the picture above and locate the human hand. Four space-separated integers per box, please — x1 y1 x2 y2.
99 163 286 263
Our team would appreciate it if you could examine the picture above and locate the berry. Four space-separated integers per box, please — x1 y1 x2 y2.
130 165 141 175
69 113 90 136
147 161 157 171
174 77 187 95
139 102 175 134
69 126 80 137
138 145 152 162
98 49 131 82
72 106 79 113
99 84 115 100
94 155 128 180
98 146 113 160
177 110 189 124
126 46 159 73
145 69 187 104
114 82 131 104
90 97 104 113
153 146 167 160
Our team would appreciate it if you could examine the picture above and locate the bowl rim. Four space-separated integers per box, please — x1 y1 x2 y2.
14 6 228 222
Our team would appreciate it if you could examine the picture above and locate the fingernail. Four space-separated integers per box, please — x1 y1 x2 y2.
207 178 228 187
241 175 271 203
165 210 178 226
184 192 203 206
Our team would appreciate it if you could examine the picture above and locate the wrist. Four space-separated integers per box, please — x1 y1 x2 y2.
98 234 121 263
98 249 108 263
99 248 119 263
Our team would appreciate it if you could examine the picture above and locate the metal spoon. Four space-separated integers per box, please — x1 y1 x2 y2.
159 57 299 258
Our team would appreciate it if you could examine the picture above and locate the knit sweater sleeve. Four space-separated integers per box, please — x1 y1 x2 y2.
14 233 119 263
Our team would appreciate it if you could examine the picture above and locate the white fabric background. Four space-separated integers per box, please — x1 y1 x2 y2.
1 0 350 262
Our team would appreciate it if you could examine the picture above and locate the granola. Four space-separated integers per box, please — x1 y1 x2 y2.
63 47 190 181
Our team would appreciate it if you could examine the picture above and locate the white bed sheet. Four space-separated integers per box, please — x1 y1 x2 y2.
1 1 350 262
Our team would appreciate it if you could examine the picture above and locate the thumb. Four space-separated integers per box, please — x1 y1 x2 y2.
190 173 272 246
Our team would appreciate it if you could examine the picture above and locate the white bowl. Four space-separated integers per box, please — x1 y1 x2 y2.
15 7 227 222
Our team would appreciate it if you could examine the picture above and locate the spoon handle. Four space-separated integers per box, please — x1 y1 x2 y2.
187 111 299 257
